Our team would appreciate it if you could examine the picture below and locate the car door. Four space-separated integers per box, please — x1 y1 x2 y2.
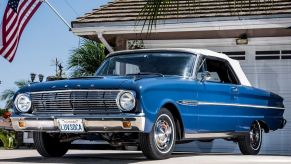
196 57 240 132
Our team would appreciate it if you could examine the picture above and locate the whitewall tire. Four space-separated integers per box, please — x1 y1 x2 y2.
139 108 176 160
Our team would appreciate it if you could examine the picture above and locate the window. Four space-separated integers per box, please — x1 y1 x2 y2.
256 50 280 60
255 50 291 60
97 52 196 77
281 50 291 59
222 51 246 60
113 62 140 75
197 57 239 85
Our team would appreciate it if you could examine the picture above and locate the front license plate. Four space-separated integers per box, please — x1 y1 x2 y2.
57 119 84 133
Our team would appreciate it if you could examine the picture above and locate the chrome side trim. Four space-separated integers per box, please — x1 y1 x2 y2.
184 132 247 139
198 101 285 110
177 100 198 106
177 100 285 110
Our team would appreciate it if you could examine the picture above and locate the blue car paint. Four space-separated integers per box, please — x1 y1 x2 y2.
196 82 240 132
236 85 285 131
129 77 199 134
194 81 284 133
13 61 285 138
15 75 285 135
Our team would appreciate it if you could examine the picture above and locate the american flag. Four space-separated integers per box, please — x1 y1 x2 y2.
0 0 42 62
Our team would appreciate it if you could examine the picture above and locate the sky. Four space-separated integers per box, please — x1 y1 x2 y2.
0 0 111 108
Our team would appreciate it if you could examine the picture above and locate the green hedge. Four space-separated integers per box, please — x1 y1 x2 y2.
0 129 9 148
1 109 15 149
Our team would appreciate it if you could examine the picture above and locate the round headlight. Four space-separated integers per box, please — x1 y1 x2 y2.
14 94 32 113
117 91 136 112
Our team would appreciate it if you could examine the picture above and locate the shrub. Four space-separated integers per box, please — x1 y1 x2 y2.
0 129 9 149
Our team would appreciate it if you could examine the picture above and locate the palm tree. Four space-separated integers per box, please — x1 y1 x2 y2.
0 80 29 109
68 39 106 77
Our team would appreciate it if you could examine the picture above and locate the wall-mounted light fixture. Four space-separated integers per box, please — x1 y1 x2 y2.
236 33 248 45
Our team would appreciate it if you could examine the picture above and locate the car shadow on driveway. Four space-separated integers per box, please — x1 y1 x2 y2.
1 151 291 164
0 151 203 164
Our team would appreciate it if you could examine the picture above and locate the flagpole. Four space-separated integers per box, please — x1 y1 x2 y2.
43 0 72 30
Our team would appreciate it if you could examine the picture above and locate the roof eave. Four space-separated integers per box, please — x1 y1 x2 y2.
71 16 291 36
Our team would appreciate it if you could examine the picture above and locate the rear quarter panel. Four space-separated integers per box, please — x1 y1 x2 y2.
237 86 285 131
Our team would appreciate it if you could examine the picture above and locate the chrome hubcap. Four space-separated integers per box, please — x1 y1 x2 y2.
154 114 174 153
250 122 262 150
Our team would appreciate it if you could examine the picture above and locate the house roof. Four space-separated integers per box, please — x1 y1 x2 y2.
72 0 291 25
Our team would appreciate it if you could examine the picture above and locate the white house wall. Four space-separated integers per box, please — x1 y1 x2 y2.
141 37 291 154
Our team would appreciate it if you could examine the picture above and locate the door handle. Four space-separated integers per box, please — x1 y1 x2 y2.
231 87 239 93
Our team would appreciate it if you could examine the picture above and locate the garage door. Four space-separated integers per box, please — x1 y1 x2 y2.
141 37 291 155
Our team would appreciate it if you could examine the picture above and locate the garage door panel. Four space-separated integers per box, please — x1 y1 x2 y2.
241 67 291 75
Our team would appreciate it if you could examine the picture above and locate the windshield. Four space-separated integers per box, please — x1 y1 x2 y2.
96 52 196 77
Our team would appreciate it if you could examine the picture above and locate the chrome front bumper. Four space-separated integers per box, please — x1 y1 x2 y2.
11 113 145 133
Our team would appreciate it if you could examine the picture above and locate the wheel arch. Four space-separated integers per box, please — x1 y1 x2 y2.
250 120 270 133
162 102 184 140
257 120 270 133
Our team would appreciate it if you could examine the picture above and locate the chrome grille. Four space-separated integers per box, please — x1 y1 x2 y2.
30 90 121 113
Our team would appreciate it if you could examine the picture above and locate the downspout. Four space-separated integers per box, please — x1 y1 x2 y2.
97 32 114 53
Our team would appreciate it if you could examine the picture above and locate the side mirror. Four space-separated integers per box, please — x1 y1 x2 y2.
200 71 211 82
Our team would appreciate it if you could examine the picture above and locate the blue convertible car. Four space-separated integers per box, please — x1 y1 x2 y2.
11 49 286 159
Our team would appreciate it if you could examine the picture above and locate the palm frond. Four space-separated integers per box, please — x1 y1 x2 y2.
0 80 29 109
0 89 16 109
139 0 203 33
14 80 29 89
0 90 15 101
139 0 273 33
68 39 106 77
138 0 179 33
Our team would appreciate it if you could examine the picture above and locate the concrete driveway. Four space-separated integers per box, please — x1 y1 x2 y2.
0 150 291 164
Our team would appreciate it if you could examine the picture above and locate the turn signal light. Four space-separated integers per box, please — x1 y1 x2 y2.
123 121 132 129
18 121 26 128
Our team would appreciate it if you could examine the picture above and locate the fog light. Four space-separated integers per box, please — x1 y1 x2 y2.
18 121 26 128
123 121 132 129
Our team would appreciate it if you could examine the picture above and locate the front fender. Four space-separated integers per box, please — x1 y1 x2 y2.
137 79 198 133
141 98 179 133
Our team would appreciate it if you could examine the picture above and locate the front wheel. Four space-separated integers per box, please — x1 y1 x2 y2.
139 108 176 160
238 121 262 155
33 132 70 157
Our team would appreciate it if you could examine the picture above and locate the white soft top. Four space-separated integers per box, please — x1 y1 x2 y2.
110 48 252 86
185 48 251 87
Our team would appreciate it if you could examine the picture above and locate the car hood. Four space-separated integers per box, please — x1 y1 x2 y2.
16 76 185 94
17 77 136 93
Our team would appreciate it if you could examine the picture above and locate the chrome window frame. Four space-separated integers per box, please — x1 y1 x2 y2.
192 53 242 85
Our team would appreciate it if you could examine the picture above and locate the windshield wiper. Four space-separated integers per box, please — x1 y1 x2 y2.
126 72 165 77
